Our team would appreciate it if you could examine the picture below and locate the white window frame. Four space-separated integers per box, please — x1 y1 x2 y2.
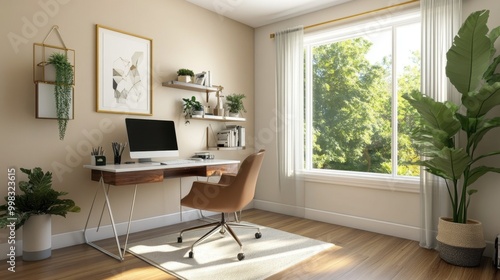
302 9 421 191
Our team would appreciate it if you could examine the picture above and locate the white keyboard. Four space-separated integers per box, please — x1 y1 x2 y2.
160 159 196 165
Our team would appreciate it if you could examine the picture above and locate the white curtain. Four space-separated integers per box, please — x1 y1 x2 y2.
275 26 304 192
419 0 461 249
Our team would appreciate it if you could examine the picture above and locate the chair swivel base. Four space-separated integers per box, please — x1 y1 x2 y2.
177 214 262 261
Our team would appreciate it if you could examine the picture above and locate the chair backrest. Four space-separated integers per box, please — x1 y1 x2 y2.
224 149 265 211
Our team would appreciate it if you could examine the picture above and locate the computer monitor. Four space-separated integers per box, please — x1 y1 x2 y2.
125 118 179 163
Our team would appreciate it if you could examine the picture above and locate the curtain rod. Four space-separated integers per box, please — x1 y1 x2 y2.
269 0 419 39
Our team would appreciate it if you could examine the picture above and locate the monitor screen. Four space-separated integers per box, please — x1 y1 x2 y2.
125 118 179 162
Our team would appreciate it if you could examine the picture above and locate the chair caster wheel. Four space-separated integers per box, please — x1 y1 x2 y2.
177 236 182 243
255 232 262 239
237 253 245 261
189 251 194 258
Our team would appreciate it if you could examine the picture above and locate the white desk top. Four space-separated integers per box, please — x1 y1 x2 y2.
83 159 240 173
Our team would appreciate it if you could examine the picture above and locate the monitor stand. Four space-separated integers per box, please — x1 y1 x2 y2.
138 158 152 163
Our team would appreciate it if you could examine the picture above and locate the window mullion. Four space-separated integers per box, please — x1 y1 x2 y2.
392 26 399 177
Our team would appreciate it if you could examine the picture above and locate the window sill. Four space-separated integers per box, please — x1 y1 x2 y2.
298 169 420 194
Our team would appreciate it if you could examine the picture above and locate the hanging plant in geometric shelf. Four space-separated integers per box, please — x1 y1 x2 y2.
47 52 73 140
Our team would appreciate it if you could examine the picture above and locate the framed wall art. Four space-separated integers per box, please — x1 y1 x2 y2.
96 25 153 115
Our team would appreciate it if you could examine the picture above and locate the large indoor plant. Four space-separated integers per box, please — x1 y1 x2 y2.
48 52 73 140
404 10 500 266
0 167 80 260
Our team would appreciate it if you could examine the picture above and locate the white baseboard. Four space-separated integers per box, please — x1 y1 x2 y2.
253 199 420 241
253 199 499 258
0 209 207 260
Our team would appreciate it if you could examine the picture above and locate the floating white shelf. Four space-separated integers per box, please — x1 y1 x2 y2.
162 80 219 93
190 114 246 122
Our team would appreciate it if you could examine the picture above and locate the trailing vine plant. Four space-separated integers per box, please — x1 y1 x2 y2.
48 52 73 140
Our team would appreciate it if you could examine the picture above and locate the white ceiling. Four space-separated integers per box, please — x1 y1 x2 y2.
186 0 352 28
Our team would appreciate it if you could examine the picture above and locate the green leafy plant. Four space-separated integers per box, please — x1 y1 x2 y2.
403 10 500 224
48 52 73 140
177 68 194 77
225 93 246 114
0 167 81 230
182 96 203 116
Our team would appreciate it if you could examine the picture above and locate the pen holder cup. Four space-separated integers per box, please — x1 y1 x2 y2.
114 155 121 165
95 156 106 166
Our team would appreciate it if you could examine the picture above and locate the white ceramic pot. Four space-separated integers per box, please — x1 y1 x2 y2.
23 214 52 261
178 75 191 83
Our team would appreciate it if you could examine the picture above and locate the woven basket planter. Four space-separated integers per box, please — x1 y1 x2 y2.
436 217 485 267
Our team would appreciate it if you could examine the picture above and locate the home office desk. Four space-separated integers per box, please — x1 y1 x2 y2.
83 159 239 261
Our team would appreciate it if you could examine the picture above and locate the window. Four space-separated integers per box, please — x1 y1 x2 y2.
304 10 421 179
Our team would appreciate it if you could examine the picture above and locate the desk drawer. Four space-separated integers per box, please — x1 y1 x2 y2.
91 170 164 185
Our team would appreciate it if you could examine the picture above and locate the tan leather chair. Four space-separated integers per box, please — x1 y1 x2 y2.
177 149 265 261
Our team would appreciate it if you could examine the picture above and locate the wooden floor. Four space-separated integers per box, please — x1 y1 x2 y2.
1 209 499 279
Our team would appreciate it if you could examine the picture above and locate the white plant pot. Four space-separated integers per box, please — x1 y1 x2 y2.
178 75 191 83
229 112 240 117
23 214 51 261
192 110 203 116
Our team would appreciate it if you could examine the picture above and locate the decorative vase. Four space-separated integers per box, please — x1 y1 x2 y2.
178 75 191 83
23 214 52 261
436 217 485 267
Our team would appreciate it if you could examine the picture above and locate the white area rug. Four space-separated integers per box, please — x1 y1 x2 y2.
127 223 333 280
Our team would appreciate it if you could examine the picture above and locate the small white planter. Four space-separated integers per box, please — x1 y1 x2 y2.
228 112 240 118
178 75 191 83
23 214 51 261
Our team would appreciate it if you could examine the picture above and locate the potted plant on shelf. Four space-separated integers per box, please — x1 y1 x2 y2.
225 93 246 117
177 68 194 83
0 167 81 261
182 96 204 117
403 10 500 267
48 52 73 140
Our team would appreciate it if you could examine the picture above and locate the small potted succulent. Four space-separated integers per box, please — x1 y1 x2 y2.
225 93 246 117
177 68 194 83
182 96 204 117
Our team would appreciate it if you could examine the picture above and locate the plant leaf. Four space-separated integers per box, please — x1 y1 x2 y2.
467 166 500 186
403 91 461 141
483 55 500 82
420 147 470 181
446 10 491 94
469 116 500 150
462 82 500 118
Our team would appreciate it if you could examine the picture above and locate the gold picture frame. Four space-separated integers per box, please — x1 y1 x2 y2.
96 25 153 115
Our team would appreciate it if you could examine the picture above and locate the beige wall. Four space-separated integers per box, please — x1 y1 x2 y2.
254 0 500 255
0 0 254 248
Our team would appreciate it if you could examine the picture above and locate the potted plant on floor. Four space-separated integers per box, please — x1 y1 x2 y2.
182 96 204 117
0 167 81 261
177 68 194 83
225 93 246 117
48 52 73 140
403 10 500 267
